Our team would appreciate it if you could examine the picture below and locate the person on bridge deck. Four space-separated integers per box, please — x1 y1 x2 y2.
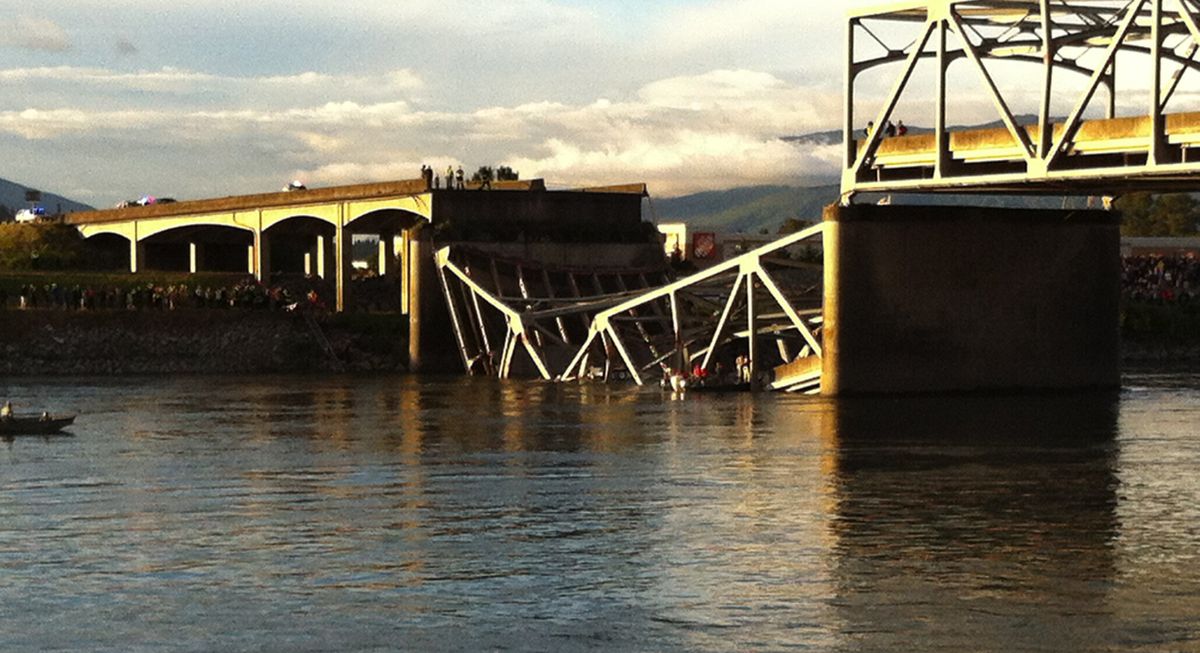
864 121 874 138
897 120 908 136
446 166 455 189
1 401 12 420
456 166 465 190
885 121 896 137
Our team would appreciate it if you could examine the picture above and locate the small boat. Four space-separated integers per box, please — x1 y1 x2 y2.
0 415 76 436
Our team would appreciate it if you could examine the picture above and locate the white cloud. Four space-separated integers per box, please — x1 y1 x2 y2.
0 66 424 100
0 16 71 52
0 64 845 205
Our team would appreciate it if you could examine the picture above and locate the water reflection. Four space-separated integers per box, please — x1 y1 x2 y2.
826 393 1121 652
2 376 1198 652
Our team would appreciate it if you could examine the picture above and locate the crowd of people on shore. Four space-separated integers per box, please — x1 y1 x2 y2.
2 254 1195 312
1123 253 1199 303
0 279 327 312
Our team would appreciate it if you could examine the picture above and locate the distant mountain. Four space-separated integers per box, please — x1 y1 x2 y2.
650 185 840 234
0 177 93 218
649 182 1092 235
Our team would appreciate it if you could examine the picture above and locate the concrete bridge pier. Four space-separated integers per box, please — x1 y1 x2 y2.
821 204 1121 395
404 227 454 373
189 242 204 274
399 230 412 315
335 224 353 312
130 240 146 274
378 231 396 276
253 233 272 281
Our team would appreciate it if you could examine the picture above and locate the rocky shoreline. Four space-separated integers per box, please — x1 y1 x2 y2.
0 310 407 376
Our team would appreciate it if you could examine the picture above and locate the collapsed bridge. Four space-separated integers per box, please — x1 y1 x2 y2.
437 224 826 393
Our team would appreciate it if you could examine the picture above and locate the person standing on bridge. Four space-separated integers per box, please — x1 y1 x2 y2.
456 166 465 190
897 120 908 136
446 166 455 190
885 121 896 137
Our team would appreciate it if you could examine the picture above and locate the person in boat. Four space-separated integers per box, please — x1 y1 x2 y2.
1 401 12 420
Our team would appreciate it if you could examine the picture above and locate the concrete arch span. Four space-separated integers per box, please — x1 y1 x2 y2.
263 216 337 279
81 232 134 271
345 206 428 233
140 224 255 273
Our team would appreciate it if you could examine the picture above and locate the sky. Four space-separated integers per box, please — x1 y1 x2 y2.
3 0 1175 209
0 0 875 207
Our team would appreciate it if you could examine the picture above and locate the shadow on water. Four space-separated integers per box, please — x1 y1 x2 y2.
823 392 1122 653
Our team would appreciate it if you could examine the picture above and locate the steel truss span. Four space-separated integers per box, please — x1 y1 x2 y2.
844 0 1200 199
436 225 827 394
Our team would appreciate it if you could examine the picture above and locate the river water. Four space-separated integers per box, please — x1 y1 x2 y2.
1 373 1198 652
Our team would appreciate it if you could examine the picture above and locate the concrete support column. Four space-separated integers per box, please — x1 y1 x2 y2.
316 235 327 279
821 204 1121 395
130 240 145 273
254 233 272 282
188 242 204 274
335 224 352 313
378 231 395 276
408 231 428 371
400 229 412 315
246 244 255 275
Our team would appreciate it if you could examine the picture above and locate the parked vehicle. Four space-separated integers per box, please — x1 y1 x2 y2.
14 206 46 223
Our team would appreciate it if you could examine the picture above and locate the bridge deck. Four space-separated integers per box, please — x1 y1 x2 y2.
852 111 1200 195
66 179 432 225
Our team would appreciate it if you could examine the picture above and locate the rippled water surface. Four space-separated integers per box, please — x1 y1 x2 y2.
1 374 1198 652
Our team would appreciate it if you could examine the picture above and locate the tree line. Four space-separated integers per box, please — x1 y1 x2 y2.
1114 193 1200 237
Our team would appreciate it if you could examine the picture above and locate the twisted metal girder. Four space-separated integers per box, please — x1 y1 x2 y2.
559 223 826 392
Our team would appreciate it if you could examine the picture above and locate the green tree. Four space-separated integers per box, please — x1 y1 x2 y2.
497 166 519 181
777 218 815 235
1116 192 1156 236
1116 192 1200 236
1153 194 1200 236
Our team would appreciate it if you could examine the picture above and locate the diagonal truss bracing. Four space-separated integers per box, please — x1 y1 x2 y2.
559 223 826 393
436 226 827 392
435 246 673 381
436 226 830 391
844 0 1200 198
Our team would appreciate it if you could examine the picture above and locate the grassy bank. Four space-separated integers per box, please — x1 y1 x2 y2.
1122 301 1200 346
0 270 251 293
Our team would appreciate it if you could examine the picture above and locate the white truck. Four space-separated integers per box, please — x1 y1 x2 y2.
14 206 46 223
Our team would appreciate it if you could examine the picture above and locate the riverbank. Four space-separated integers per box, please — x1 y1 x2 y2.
1121 302 1200 363
0 310 407 376
1 302 1193 377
